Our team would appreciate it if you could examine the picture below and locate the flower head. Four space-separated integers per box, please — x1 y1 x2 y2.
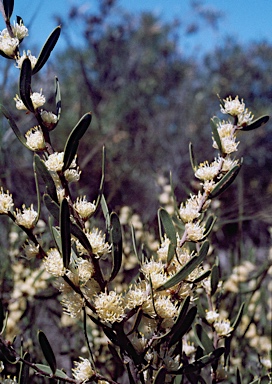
64 167 81 183
0 31 19 57
45 152 64 172
23 240 40 259
72 357 95 382
12 21 28 40
185 221 205 242
76 258 94 285
40 110 58 129
0 188 14 214
14 94 27 110
94 290 125 324
195 161 219 181
220 96 245 116
75 228 111 258
61 291 84 318
73 196 96 220
25 126 45 151
16 50 37 69
155 296 177 319
31 89 46 109
214 318 233 337
206 310 220 324
14 204 38 228
43 248 66 277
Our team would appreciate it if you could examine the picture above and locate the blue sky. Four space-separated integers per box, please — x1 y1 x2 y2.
3 0 272 55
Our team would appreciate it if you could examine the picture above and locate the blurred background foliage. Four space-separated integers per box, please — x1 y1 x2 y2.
0 0 271 250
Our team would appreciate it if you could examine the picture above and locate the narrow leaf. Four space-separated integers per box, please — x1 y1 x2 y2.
210 116 222 153
33 156 41 226
158 208 177 264
34 154 58 203
62 112 92 171
94 146 106 212
189 142 197 171
38 330 57 374
3 0 14 20
131 224 140 262
236 368 242 384
32 26 61 75
101 194 110 232
19 57 34 112
0 299 5 333
202 215 217 239
43 194 59 221
34 364 68 379
240 115 269 131
70 222 93 256
181 348 225 374
195 323 214 354
60 198 71 268
153 366 167 384
0 104 27 146
231 302 245 331
55 77 61 122
156 241 209 291
109 212 123 281
210 265 219 296
18 352 30 384
209 165 241 199
191 269 211 284
169 306 197 347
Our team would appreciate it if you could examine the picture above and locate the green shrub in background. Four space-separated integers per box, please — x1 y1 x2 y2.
0 1 271 383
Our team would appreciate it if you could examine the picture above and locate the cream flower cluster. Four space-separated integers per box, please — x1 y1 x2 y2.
75 228 111 258
43 248 66 277
14 90 46 110
16 50 37 69
72 357 95 382
0 21 28 57
25 126 45 151
44 151 81 185
14 204 38 228
73 196 96 220
94 290 125 324
0 187 14 214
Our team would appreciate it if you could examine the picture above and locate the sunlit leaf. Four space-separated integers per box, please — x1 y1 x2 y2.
38 330 56 374
62 112 92 171
60 198 71 268
156 241 209 291
209 165 241 199
158 208 177 264
19 57 34 112
32 26 61 75
210 116 222 153
34 364 68 379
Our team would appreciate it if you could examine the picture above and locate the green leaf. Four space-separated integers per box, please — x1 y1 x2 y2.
38 330 57 374
94 146 106 212
0 300 5 334
231 302 245 331
131 224 140 262
32 26 61 75
43 194 59 221
240 115 269 131
0 104 27 147
18 352 30 384
158 296 190 342
210 116 222 153
236 368 242 384
156 241 209 291
202 215 217 239
109 212 123 281
210 264 219 296
55 77 61 122
209 165 241 199
3 0 14 20
34 155 58 203
191 269 211 284
70 222 93 256
60 198 71 268
19 57 34 112
153 366 167 383
158 208 177 264
181 348 225 374
62 112 92 171
189 142 197 172
195 323 214 354
169 306 197 347
33 157 41 226
101 194 110 232
34 364 68 379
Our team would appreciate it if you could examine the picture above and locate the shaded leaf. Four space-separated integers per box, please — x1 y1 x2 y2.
0 104 26 146
43 194 59 221
32 26 61 75
38 330 56 374
18 352 30 384
195 323 214 354
158 208 177 264
210 116 222 153
153 366 167 383
101 194 110 232
109 212 123 281
231 302 245 331
94 146 106 212
156 241 209 291
210 264 219 296
34 154 58 203
236 367 242 384
189 142 197 172
3 0 14 20
33 156 41 226
55 76 61 121
191 269 211 284
70 222 93 256
19 57 34 112
62 112 92 171
34 364 68 379
182 348 225 374
60 198 71 268
240 115 269 131
169 306 197 347
209 165 241 199
202 215 217 239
